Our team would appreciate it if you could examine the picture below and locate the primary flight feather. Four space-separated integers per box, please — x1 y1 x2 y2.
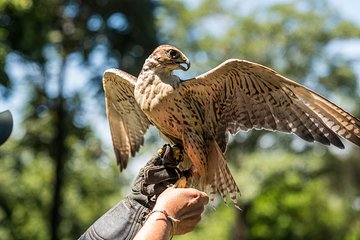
103 45 360 206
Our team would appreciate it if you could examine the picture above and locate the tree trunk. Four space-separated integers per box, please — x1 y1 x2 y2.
50 59 67 240
232 203 249 240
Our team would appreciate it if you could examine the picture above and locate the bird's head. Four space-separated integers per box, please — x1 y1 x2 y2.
147 45 191 73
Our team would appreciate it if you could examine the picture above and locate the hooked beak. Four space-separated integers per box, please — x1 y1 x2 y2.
179 58 191 71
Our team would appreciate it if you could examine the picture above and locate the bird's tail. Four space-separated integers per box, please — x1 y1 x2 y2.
208 141 241 209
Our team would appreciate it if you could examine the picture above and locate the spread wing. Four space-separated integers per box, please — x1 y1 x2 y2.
103 68 151 170
180 59 360 151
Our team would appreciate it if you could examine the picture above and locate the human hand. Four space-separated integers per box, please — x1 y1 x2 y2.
153 187 209 235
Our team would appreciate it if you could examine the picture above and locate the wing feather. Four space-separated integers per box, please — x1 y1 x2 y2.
103 68 150 170
180 59 360 149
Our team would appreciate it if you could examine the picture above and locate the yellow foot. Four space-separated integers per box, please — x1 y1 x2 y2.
174 176 187 188
172 145 184 162
157 146 165 155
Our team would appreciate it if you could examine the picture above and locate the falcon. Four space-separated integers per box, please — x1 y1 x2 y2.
103 45 360 206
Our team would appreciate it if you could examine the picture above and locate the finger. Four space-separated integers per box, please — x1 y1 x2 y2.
145 167 180 185
153 183 168 195
178 204 205 220
186 189 209 204
186 191 209 207
175 217 202 235
199 192 209 205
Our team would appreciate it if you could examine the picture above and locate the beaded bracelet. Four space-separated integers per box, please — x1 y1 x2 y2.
146 209 180 239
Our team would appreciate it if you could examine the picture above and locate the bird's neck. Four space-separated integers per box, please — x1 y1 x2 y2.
135 68 181 112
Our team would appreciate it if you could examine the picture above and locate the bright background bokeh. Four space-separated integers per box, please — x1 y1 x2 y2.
1 0 360 239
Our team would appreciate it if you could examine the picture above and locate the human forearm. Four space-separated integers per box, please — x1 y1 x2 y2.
133 211 172 240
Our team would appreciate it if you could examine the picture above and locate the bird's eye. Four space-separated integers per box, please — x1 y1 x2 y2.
168 49 179 59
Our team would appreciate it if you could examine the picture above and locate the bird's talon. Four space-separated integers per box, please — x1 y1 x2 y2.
158 147 164 155
182 168 193 179
172 144 184 162
174 176 187 188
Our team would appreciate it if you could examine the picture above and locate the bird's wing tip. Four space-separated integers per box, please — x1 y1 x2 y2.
103 68 124 77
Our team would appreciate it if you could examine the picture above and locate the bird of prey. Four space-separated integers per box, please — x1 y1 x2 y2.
103 45 360 206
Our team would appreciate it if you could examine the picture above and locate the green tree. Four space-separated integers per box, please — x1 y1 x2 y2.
0 0 158 239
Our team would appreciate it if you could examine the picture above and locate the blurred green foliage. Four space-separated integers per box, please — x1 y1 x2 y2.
0 136 122 239
241 152 360 240
1 0 360 239
0 0 158 239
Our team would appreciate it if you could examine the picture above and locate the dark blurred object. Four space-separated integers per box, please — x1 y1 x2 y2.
79 144 185 240
0 110 13 145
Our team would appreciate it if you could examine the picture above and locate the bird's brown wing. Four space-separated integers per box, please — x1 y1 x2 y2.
180 59 360 151
103 68 151 170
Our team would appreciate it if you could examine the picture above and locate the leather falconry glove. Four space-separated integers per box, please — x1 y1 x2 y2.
79 144 187 240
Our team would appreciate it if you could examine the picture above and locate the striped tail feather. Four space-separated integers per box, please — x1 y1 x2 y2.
208 140 241 209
